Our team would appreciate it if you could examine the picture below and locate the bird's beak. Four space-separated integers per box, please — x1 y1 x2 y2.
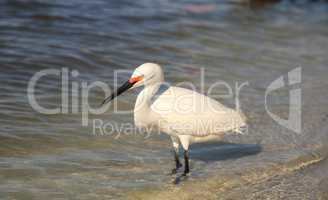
101 75 143 106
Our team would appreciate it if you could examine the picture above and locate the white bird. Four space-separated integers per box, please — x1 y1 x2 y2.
102 63 246 175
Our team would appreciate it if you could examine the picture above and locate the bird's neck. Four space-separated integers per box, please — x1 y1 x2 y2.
135 83 160 111
134 83 161 126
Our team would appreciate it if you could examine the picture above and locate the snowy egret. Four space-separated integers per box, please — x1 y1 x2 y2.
102 63 246 175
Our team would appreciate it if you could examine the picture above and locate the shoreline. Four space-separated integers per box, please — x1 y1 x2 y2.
127 145 328 200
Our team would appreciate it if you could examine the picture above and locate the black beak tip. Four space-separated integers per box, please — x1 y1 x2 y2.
100 80 134 107
100 97 110 107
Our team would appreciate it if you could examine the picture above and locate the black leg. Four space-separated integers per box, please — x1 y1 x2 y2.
183 150 189 175
171 150 182 174
175 151 182 169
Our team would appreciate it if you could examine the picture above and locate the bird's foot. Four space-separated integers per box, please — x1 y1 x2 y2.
173 172 189 184
170 163 183 175
182 171 190 176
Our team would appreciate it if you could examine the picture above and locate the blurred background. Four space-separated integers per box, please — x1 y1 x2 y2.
0 0 328 199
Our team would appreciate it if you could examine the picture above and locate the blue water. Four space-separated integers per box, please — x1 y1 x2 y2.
0 0 328 199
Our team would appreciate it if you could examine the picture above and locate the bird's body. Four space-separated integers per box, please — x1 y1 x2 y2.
102 63 246 175
134 84 246 144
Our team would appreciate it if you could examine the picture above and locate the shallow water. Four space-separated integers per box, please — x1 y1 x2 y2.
0 0 328 199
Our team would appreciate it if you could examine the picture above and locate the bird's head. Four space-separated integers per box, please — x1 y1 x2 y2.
101 63 164 105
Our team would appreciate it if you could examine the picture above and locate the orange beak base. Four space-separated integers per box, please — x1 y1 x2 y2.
128 76 143 84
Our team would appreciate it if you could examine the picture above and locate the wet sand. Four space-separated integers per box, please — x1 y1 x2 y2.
128 146 328 200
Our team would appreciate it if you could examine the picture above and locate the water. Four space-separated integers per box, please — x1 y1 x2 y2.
0 0 328 199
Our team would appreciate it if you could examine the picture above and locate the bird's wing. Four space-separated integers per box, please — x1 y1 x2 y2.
151 86 246 136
